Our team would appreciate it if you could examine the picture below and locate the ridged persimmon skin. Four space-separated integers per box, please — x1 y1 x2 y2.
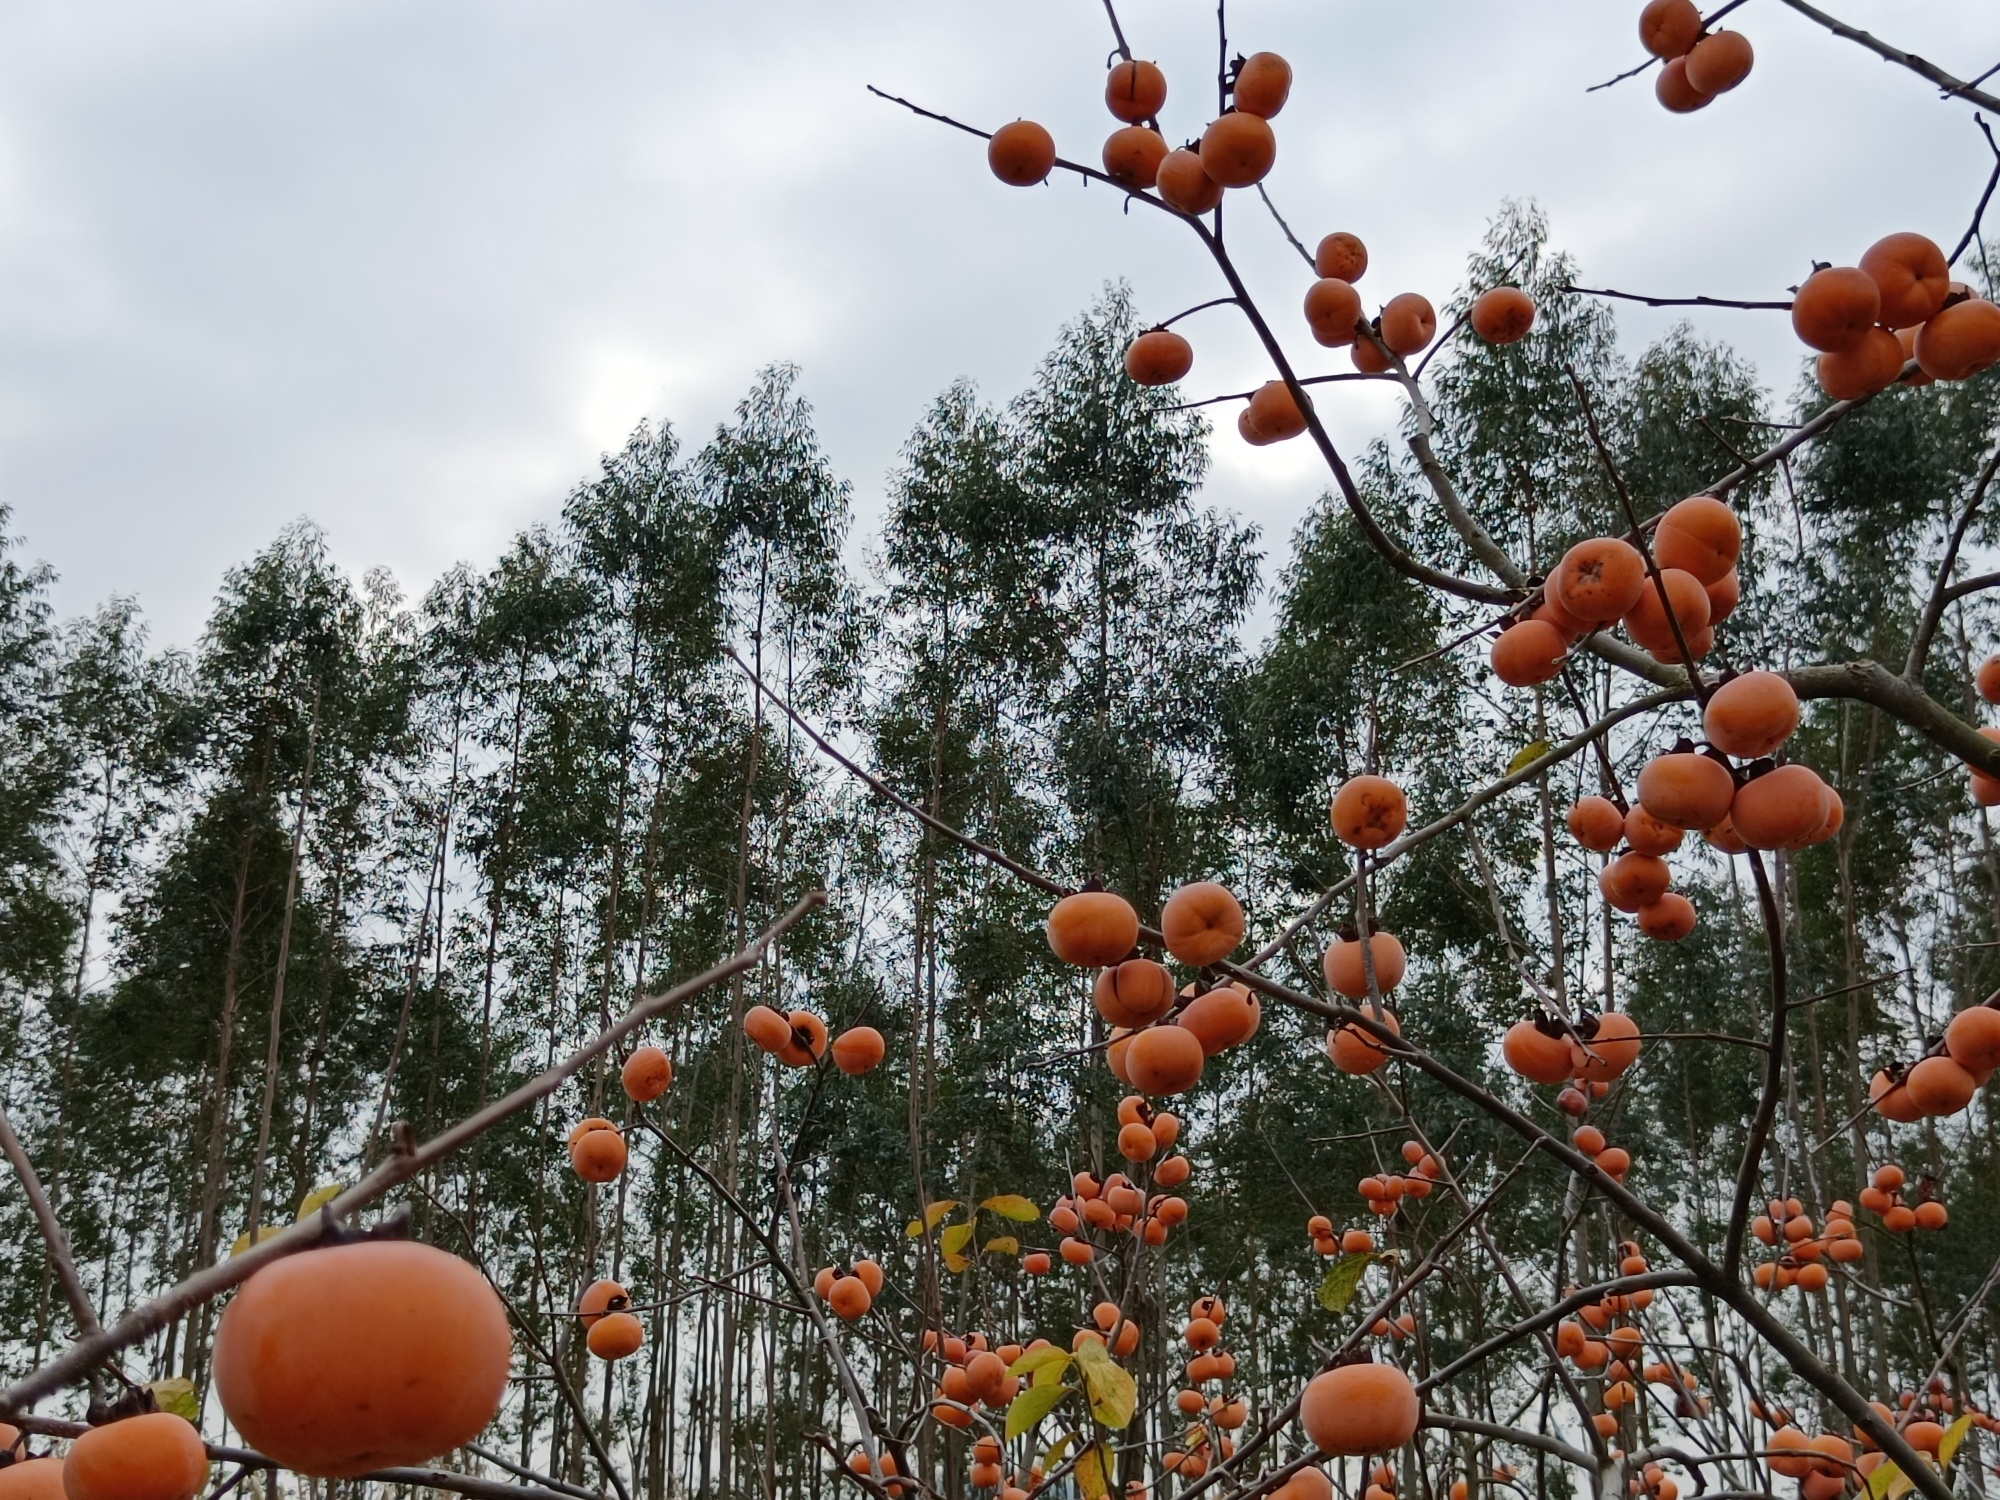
214 1240 513 1478
1047 892 1140 966
1703 670 1799 758
1095 958 1177 1027
1639 0 1702 58
1861 232 1950 329
1104 60 1167 124
1379 294 1437 355
1553 538 1648 623
987 122 1056 187
63 1413 208 1500
1315 233 1367 283
1470 287 1536 344
1636 752 1735 831
1490 620 1567 687
1731 765 1832 850
1125 330 1194 386
1323 933 1405 1000
1300 1363 1421 1455
1792 267 1880 354
1568 796 1626 852
1199 113 1276 188
1915 298 2000 381
1817 328 1907 401
1332 776 1407 848
1160 881 1246 966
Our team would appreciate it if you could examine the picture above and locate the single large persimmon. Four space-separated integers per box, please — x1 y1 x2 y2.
831 1025 887 1075
1623 804 1683 857
1323 932 1406 999
1570 1012 1642 1081
1095 958 1177 1027
1156 150 1223 215
1304 279 1364 347
1684 30 1753 93
621 1045 672 1102
1379 294 1437 355
1978 652 2000 704
1639 0 1702 57
1233 52 1292 117
1636 893 1697 941
63 1413 208 1500
577 1278 629 1327
214 1240 511 1477
1178 986 1260 1055
743 1005 793 1054
1105 60 1167 123
1327 1010 1400 1074
988 122 1056 187
1248 380 1311 442
1861 232 1950 328
1300 1363 1421 1455
1599 852 1670 913
1504 1019 1576 1085
1730 765 1832 850
1792 267 1880 353
1161 881 1246 966
588 1311 646 1359
1102 126 1169 189
1636 752 1735 831
0 1461 66 1500
1126 329 1194 386
1623 568 1711 653
1553 538 1648 622
1047 891 1140 965
1905 1055 1977 1116
1567 795 1626 852
1332 775 1407 848
1490 620 1567 687
1915 298 2000 381
1315 233 1367 283
1199 112 1277 187
1946 1006 2000 1072
570 1125 628 1183
1655 58 1712 113
1652 496 1740 584
1126 1024 1205 1095
1870 1069 1923 1122
779 1010 828 1066
1470 287 1536 344
1703 670 1798 757
1817 326 1906 401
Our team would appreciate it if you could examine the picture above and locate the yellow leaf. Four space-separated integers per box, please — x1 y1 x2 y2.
1507 740 1553 775
295 1182 346 1220
147 1378 200 1423
942 1251 973 1274
983 1236 1020 1256
980 1194 1041 1222
905 1200 960 1238
1076 1444 1110 1500
1008 1346 1074 1380
1005 1379 1070 1440
1072 1336 1137 1429
1316 1252 1377 1313
1042 1433 1076 1472
229 1225 281 1257
940 1223 975 1256
1938 1413 1975 1468
1886 1467 1916 1500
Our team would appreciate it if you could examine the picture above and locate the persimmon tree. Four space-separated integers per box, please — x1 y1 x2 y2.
8 7 2000 1500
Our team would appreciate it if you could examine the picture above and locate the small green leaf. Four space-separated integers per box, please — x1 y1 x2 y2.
1005 1380 1071 1440
1938 1413 1975 1468
940 1222 975 1256
148 1378 200 1423
1317 1252 1379 1313
983 1236 1020 1256
1072 1337 1137 1429
1076 1444 1110 1500
1008 1346 1074 1380
294 1182 346 1220
1507 740 1553 776
905 1200 960 1237
981 1194 1041 1222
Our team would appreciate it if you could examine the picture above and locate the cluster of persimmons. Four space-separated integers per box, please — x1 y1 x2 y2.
1639 0 1754 113
1792 232 2000 400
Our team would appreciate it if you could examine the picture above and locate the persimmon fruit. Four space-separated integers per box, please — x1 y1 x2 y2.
1571 1012 1642 1081
1553 538 1648 622
1470 287 1536 344
1637 893 1697 941
1730 765 1832 850
1315 233 1367 283
988 122 1056 187
1655 59 1712 113
1156 150 1223 215
1636 751 1734 831
1653 496 1741 584
1491 620 1567 686
571 1126 628 1183
1102 126 1169 190
1332 775 1407 848
1567 795 1626 852
1639 0 1702 57
1905 1055 1977 1115
621 1045 672 1102
63 1414 209 1500
832 1025 887 1076
1379 294 1437 355
1323 932 1406 999
213 1239 512 1477
1248 380 1310 442
1126 1024 1205 1096
1199 112 1276 188
1304 279 1364 347
1915 298 2000 381
1978 652 2000 704
1684 30 1754 94
1792 267 1880 353
1945 1006 2000 1072
1125 330 1194 386
1703 670 1798 757
1095 959 1177 1027
588 1311 645 1359
1300 1363 1421 1455
1623 804 1684 857
1047 891 1140 966
1160 881 1246 966
1818 327 1907 401
1105 60 1167 123
1179 985 1261 1055
577 1278 628 1326
1860 232 1950 328
1599 852 1670 913
1233 52 1292 118
1504 1019 1576 1085
1623 567 1710 652
1327 1010 1400 1074
0 1462 65 1500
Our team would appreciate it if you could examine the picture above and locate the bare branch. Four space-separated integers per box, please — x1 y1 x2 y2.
1905 443 2000 680
1949 114 2000 265
1774 0 2000 113
0 1105 100 1339
1561 283 1792 311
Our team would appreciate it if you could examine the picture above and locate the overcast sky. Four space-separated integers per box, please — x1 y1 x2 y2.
2 0 1997 645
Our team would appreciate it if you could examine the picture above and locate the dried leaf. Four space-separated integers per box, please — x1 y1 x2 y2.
1317 1252 1378 1313
980 1194 1041 1222
1005 1379 1070 1440
904 1200 960 1238
1072 1337 1137 1429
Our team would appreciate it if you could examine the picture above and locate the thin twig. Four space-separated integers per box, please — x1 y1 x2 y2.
1254 184 1316 269
0 1105 101 1338
1774 0 2000 113
1560 283 1792 311
1949 116 2000 265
